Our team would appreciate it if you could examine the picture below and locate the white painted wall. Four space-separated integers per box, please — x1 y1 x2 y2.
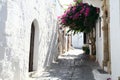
83 0 103 67
0 0 61 80
72 33 83 49
83 0 120 79
96 18 104 67
110 0 120 80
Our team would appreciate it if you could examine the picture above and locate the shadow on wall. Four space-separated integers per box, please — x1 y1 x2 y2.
43 24 58 68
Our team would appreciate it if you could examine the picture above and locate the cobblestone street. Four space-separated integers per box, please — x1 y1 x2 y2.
29 49 110 80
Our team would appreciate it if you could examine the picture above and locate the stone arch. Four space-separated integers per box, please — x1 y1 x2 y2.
29 19 39 72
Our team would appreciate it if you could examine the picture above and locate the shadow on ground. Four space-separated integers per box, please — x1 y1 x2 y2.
31 49 100 80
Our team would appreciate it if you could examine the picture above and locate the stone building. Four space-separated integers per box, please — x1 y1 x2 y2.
0 0 63 80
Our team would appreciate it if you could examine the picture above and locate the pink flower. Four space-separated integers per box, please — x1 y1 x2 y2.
96 8 100 14
72 7 76 12
69 16 73 19
85 7 90 16
57 16 61 19
78 3 83 6
68 4 72 8
80 7 85 13
73 0 77 2
73 12 80 20
66 9 71 14
62 13 67 18
61 19 66 24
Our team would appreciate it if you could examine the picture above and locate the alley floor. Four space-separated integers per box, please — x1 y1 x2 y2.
30 49 110 80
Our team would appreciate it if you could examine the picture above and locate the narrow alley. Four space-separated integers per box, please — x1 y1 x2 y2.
1 0 120 80
29 49 110 80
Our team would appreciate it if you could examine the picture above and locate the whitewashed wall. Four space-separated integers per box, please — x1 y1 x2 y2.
0 0 60 80
72 33 83 49
110 0 120 80
96 17 103 67
83 0 103 67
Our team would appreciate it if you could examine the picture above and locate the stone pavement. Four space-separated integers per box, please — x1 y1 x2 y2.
29 49 111 80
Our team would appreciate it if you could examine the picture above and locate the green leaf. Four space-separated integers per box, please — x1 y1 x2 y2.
77 0 82 3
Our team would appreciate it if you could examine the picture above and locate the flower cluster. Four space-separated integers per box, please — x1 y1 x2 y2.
58 2 100 33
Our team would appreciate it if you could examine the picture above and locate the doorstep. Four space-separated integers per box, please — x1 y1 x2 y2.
92 69 111 80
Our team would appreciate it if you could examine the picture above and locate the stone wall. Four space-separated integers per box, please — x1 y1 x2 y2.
0 0 60 80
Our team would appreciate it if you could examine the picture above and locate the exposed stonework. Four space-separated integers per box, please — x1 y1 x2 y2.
101 0 111 73
0 0 61 80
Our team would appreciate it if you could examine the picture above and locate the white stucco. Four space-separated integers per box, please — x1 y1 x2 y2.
96 18 103 67
83 0 120 79
110 0 120 80
1 0 120 80
72 33 83 49
0 0 62 80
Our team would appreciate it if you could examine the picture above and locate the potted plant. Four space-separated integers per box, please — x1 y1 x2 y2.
82 44 90 55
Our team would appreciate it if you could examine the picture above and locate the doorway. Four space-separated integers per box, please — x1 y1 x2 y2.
29 23 35 72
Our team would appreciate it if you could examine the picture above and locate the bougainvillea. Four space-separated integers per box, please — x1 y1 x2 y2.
58 1 100 33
